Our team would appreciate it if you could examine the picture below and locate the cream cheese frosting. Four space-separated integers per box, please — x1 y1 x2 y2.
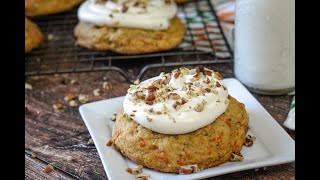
123 67 230 134
78 0 178 30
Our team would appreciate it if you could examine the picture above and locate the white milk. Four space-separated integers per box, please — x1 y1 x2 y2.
234 0 295 95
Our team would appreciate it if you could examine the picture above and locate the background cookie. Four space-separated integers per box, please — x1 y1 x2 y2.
25 18 43 53
25 0 83 17
111 96 249 173
74 16 186 54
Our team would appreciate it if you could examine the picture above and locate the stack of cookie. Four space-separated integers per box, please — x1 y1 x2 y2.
25 0 83 53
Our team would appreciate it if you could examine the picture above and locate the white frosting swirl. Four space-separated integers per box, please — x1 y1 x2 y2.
123 67 230 134
78 0 178 30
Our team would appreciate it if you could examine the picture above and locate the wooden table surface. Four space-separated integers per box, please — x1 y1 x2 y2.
25 64 295 180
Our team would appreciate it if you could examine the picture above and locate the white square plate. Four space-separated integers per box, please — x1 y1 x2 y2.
79 78 295 180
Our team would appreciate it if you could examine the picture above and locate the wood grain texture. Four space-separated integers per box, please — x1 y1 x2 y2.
25 64 295 179
25 154 73 180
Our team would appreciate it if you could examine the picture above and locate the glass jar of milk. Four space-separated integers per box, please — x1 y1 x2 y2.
234 0 295 95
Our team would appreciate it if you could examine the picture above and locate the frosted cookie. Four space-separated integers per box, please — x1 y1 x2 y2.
110 67 249 173
74 0 185 54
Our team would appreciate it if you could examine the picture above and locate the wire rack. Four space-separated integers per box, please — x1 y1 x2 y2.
25 0 233 83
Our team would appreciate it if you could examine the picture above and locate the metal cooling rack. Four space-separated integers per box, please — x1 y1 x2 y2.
25 0 233 83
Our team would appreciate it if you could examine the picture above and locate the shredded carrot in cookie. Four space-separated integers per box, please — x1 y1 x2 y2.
217 132 223 142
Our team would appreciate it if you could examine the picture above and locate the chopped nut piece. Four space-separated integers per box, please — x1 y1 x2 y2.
65 155 75 162
168 93 181 100
69 100 78 107
64 93 76 102
216 82 221 87
203 77 211 84
133 91 145 99
230 153 244 161
93 88 100 96
214 72 223 80
43 164 54 173
53 103 63 110
194 102 205 112
145 87 156 105
136 174 150 180
244 135 256 147
103 82 112 90
126 165 143 175
193 67 201 79
203 67 213 76
78 94 89 104
25 83 33 90
204 88 211 93
181 98 188 105
173 70 181 79
172 101 181 110
106 139 113 146
180 67 190 75
179 164 200 175
122 4 129 13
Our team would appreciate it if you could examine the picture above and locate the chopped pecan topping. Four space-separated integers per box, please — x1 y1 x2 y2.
145 94 155 105
214 72 223 80
205 88 211 93
179 164 200 175
122 4 129 13
216 82 221 87
244 135 256 147
168 93 180 100
136 175 150 180
203 67 213 76
194 102 205 112
172 101 181 110
230 153 243 161
181 98 188 105
126 165 143 175
193 67 201 79
203 77 211 84
106 139 113 146
133 91 145 99
173 70 181 79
